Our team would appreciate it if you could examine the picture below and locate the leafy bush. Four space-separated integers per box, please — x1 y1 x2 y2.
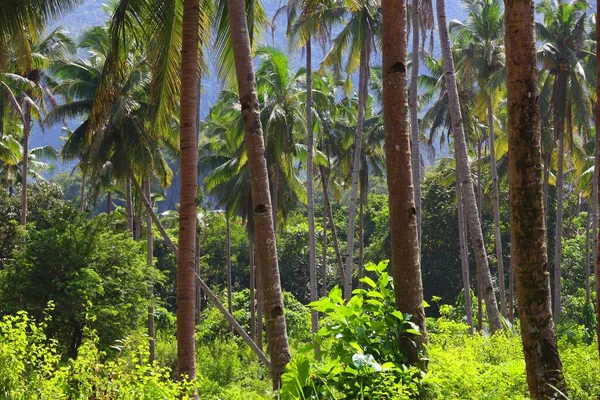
280 260 426 399
0 311 194 399
0 206 157 357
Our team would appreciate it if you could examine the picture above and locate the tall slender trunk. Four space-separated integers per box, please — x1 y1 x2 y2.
585 210 591 304
20 103 30 225
145 179 156 364
248 223 256 341
476 140 483 331
176 0 201 380
593 140 598 294
107 192 112 215
320 165 344 278
410 0 422 246
227 0 291 386
126 179 133 232
343 37 370 300
553 72 567 319
456 163 473 334
382 0 427 365
436 0 502 333
322 212 328 297
456 164 473 335
226 215 233 331
196 230 202 324
488 96 506 317
505 0 567 394
358 169 367 288
134 186 143 240
306 38 318 339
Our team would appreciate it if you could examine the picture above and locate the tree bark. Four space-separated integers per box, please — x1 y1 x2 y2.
320 165 344 279
145 179 156 364
382 0 427 365
456 161 473 334
508 187 515 323
343 36 370 300
505 0 568 394
488 96 506 317
437 0 502 333
20 103 30 225
306 37 319 339
176 0 201 380
410 0 422 246
226 215 233 332
227 0 291 387
476 140 483 331
358 169 366 289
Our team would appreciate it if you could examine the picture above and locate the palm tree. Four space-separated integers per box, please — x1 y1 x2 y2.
505 0 568 394
381 0 427 365
451 0 507 316
536 0 591 318
227 0 291 387
436 0 502 332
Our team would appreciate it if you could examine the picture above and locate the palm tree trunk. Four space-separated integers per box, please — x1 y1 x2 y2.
436 0 502 333
196 230 202 324
322 212 328 297
227 0 291 387
126 179 133 232
382 0 427 365
476 140 483 330
145 179 156 364
306 37 318 339
553 72 567 319
505 0 567 394
20 103 30 225
107 192 112 215
358 168 367 288
176 0 201 380
585 209 591 304
248 223 256 341
134 186 143 240
320 165 344 279
456 162 473 334
410 0 422 246
488 96 506 317
343 38 370 300
508 187 515 323
226 214 233 332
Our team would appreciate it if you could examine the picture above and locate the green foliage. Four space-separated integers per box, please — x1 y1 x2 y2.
0 205 156 357
0 311 194 399
280 260 426 399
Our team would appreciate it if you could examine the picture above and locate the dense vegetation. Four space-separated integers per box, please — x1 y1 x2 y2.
1 0 600 398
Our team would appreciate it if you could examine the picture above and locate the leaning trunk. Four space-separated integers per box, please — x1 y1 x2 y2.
343 37 370 300
306 38 318 339
488 96 506 317
382 0 428 365
227 0 291 387
436 0 502 332
505 0 568 394
410 0 422 245
176 0 201 380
